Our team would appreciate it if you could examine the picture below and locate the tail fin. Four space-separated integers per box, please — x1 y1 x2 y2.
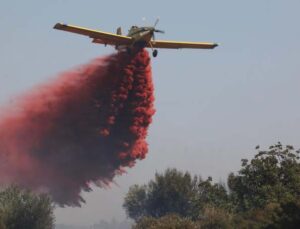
116 27 122 35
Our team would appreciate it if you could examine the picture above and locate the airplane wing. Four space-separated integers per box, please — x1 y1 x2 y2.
148 40 218 49
53 23 132 46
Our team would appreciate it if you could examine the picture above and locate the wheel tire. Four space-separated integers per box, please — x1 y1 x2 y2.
152 49 158 57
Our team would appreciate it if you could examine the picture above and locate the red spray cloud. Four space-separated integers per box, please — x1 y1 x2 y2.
0 49 155 206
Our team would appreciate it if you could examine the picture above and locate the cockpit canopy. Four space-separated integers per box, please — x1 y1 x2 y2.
131 25 138 29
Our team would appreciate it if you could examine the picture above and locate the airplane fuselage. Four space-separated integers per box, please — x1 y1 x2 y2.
127 26 154 46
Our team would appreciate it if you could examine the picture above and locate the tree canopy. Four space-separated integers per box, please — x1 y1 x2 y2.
228 142 300 212
123 168 230 221
123 168 197 220
125 143 300 228
0 186 54 229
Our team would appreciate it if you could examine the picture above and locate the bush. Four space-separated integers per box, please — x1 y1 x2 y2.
133 214 200 229
198 206 232 229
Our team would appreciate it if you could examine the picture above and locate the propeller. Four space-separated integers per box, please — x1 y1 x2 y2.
150 18 164 57
152 18 165 41
153 18 165 33
154 29 165 33
154 18 160 27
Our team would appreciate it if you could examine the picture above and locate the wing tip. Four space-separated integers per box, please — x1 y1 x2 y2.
53 23 67 30
212 43 219 49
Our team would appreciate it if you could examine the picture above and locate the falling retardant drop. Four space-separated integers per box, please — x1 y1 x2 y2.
0 49 155 206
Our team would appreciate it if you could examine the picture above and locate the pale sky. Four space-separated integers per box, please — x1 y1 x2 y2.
1 0 300 226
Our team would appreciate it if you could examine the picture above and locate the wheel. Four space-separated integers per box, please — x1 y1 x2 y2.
152 49 158 57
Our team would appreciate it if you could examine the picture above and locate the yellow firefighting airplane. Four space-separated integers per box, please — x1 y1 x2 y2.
54 19 218 57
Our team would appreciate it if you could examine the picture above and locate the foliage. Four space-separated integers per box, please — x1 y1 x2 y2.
231 201 300 229
0 186 54 229
133 214 200 229
125 143 300 228
145 168 198 218
192 177 230 219
123 168 229 221
228 142 300 212
124 168 198 220
134 210 233 229
198 206 232 229
122 184 148 221
269 200 300 228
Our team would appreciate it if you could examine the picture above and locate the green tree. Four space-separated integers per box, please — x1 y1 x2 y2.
228 142 300 212
125 143 300 227
123 168 229 221
0 186 55 229
122 184 148 221
124 168 198 221
268 200 300 228
192 177 230 219
231 201 300 229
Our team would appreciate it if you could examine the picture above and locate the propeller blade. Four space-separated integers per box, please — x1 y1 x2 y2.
154 18 160 27
154 29 165 34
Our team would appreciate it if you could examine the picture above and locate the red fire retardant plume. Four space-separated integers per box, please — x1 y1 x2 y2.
0 49 155 206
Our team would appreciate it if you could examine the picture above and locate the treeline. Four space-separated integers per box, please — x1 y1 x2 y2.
0 143 299 228
123 143 300 228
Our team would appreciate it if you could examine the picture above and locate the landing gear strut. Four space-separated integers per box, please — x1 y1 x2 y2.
152 49 158 58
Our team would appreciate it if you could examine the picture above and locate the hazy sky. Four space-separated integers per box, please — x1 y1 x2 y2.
1 0 300 226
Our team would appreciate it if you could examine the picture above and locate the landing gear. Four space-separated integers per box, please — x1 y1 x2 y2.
152 49 158 58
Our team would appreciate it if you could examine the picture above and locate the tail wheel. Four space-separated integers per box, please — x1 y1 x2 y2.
152 49 158 57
